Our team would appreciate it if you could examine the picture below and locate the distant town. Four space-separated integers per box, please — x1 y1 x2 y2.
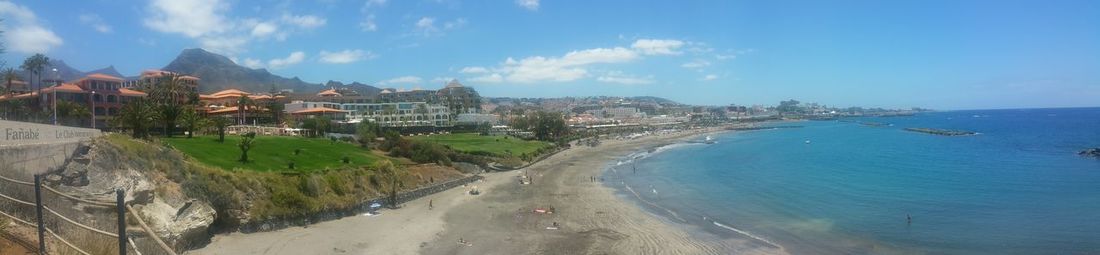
0 51 924 137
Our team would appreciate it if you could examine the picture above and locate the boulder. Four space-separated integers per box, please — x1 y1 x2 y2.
136 199 217 250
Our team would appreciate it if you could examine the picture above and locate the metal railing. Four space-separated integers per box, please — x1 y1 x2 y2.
0 173 178 255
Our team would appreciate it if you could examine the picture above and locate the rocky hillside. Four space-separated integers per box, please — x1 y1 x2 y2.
162 48 331 93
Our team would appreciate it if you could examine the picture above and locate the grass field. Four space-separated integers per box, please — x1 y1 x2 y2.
409 133 551 157
163 135 385 172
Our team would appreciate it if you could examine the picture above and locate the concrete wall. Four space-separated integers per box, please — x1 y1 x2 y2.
0 120 101 180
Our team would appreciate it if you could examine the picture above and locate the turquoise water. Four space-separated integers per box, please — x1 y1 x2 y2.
605 108 1100 254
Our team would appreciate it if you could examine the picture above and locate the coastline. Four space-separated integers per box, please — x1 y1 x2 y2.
187 125 786 255
421 126 786 255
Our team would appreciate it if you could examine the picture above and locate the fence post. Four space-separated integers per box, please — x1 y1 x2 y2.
116 189 126 255
34 174 46 254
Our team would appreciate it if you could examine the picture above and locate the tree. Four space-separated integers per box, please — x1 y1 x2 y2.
267 85 284 125
178 108 206 139
210 116 231 142
19 53 49 111
149 73 193 137
356 121 380 148
300 117 331 137
55 100 90 127
2 68 19 94
521 111 568 141
238 132 257 162
236 95 253 125
113 99 159 139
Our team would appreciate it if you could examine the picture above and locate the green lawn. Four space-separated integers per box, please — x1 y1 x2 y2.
409 133 551 157
163 135 385 172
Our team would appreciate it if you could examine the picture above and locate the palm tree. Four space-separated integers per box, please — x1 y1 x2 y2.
20 54 49 112
178 108 206 139
238 132 257 162
236 95 253 125
2 68 20 94
113 99 159 139
150 73 192 137
210 116 231 143
55 101 90 127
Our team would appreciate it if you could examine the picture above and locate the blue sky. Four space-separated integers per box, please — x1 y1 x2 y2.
1 0 1098 109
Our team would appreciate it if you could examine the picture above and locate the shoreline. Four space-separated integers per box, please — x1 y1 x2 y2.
421 126 786 255
187 125 786 255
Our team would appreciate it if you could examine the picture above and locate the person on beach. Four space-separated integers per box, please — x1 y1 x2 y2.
429 199 433 210
907 214 912 224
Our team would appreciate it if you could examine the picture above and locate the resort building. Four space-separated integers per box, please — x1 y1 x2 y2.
198 88 287 125
284 101 452 127
377 79 482 117
124 69 200 93
0 73 147 128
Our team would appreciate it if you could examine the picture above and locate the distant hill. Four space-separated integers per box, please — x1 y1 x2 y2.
12 59 123 84
323 80 382 97
163 48 349 94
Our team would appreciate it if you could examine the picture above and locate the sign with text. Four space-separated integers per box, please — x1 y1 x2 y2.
0 120 101 146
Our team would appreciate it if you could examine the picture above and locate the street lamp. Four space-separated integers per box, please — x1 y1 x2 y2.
91 91 96 129
52 68 58 125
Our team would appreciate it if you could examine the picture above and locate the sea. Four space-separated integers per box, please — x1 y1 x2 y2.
604 107 1100 255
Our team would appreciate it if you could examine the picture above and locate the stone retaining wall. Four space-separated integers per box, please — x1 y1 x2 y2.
237 174 483 233
0 120 101 179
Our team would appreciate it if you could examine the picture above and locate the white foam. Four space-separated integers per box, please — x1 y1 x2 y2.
711 221 783 249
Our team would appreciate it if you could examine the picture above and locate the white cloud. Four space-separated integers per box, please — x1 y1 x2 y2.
597 71 654 85
470 73 503 83
0 1 64 53
416 17 435 29
241 58 264 69
411 16 465 37
516 0 539 10
78 14 112 33
702 74 719 81
250 22 278 38
199 36 249 55
267 51 306 69
379 76 423 85
443 18 467 29
144 0 229 38
631 39 685 55
488 47 639 83
359 14 378 31
365 0 387 9
460 66 490 74
681 59 711 69
319 49 375 64
715 54 736 60
281 14 326 29
431 77 455 83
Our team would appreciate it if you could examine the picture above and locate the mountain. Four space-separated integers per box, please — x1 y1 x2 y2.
86 66 124 78
16 60 123 82
161 48 332 93
323 80 382 97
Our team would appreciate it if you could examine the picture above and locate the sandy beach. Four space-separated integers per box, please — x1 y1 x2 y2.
188 128 786 255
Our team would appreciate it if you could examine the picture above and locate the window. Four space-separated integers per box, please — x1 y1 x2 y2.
94 94 103 102
107 95 117 103
108 108 118 116
95 107 106 116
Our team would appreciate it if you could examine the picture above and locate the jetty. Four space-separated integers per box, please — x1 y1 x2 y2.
903 128 977 136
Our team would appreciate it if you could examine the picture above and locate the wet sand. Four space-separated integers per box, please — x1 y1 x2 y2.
188 128 786 255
